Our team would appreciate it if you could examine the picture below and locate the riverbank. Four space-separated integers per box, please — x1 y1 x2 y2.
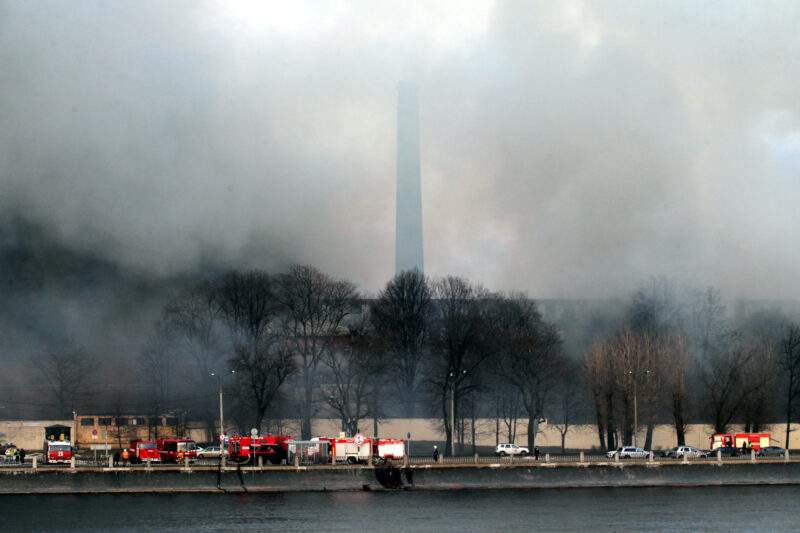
1 460 800 494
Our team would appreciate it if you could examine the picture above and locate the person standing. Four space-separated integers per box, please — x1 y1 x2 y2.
113 451 120 467
534 446 540 461
18 449 25 465
432 446 439 462
122 448 129 466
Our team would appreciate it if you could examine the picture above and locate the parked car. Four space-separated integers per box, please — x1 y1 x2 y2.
495 443 529 456
197 446 222 459
756 446 786 457
662 446 708 458
607 446 650 459
713 446 740 457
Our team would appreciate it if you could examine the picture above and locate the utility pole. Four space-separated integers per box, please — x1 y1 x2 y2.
210 370 236 454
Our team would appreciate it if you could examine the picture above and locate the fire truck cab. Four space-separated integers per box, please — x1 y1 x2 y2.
129 439 161 464
157 437 198 463
710 433 770 451
43 441 73 464
42 423 73 464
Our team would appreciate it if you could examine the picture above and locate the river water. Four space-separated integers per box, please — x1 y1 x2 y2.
1 486 797 532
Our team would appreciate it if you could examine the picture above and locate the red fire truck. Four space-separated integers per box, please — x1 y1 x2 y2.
228 434 294 464
710 433 770 451
373 438 405 462
318 434 406 464
128 439 161 464
42 440 73 464
157 437 198 463
42 424 73 464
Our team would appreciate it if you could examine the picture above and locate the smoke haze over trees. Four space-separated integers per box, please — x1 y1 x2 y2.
2 2 800 451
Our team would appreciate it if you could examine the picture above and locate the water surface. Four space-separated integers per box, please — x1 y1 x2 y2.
1 486 796 532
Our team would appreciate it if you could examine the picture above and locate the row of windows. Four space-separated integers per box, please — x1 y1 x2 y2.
79 417 178 427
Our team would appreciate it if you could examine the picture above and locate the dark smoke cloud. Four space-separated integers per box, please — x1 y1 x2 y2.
2 0 799 299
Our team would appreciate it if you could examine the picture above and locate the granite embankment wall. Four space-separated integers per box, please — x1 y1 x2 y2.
1 462 800 494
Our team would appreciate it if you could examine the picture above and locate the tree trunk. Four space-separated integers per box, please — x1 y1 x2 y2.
622 395 632 446
605 393 616 451
443 389 452 456
301 366 313 440
786 377 793 449
527 415 538 451
672 391 686 446
644 423 654 451
593 398 606 451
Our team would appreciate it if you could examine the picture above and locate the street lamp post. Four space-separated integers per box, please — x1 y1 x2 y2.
449 370 467 457
628 370 651 447
210 370 235 454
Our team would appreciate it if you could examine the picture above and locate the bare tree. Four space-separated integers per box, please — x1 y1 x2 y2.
370 268 432 417
492 295 564 452
484 374 521 445
228 340 295 431
427 277 492 455
702 333 758 434
139 317 180 437
779 324 800 447
277 265 357 440
38 338 95 417
216 270 290 431
551 359 583 454
740 340 777 432
627 276 683 336
164 280 224 434
660 327 691 445
584 328 659 450
320 314 382 436
690 287 727 361
585 338 613 451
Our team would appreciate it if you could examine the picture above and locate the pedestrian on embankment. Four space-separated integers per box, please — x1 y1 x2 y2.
122 449 129 466
18 449 25 465
433 446 439 462
534 446 540 461
113 451 120 467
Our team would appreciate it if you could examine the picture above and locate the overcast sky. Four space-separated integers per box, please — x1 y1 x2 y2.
2 0 799 299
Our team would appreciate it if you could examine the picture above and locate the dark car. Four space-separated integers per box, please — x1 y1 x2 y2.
756 446 786 457
713 446 740 457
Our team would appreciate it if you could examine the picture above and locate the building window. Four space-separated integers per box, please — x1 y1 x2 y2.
115 418 128 426
98 418 112 426
149 417 163 427
165 418 177 427
80 418 95 426
133 418 146 426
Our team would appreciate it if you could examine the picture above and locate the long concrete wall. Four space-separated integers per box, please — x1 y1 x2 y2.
2 462 800 494
271 419 800 451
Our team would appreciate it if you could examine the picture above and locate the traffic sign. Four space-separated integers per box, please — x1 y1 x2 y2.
354 434 365 446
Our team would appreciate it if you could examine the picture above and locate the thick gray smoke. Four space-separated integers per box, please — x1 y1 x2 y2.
2 1 799 298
